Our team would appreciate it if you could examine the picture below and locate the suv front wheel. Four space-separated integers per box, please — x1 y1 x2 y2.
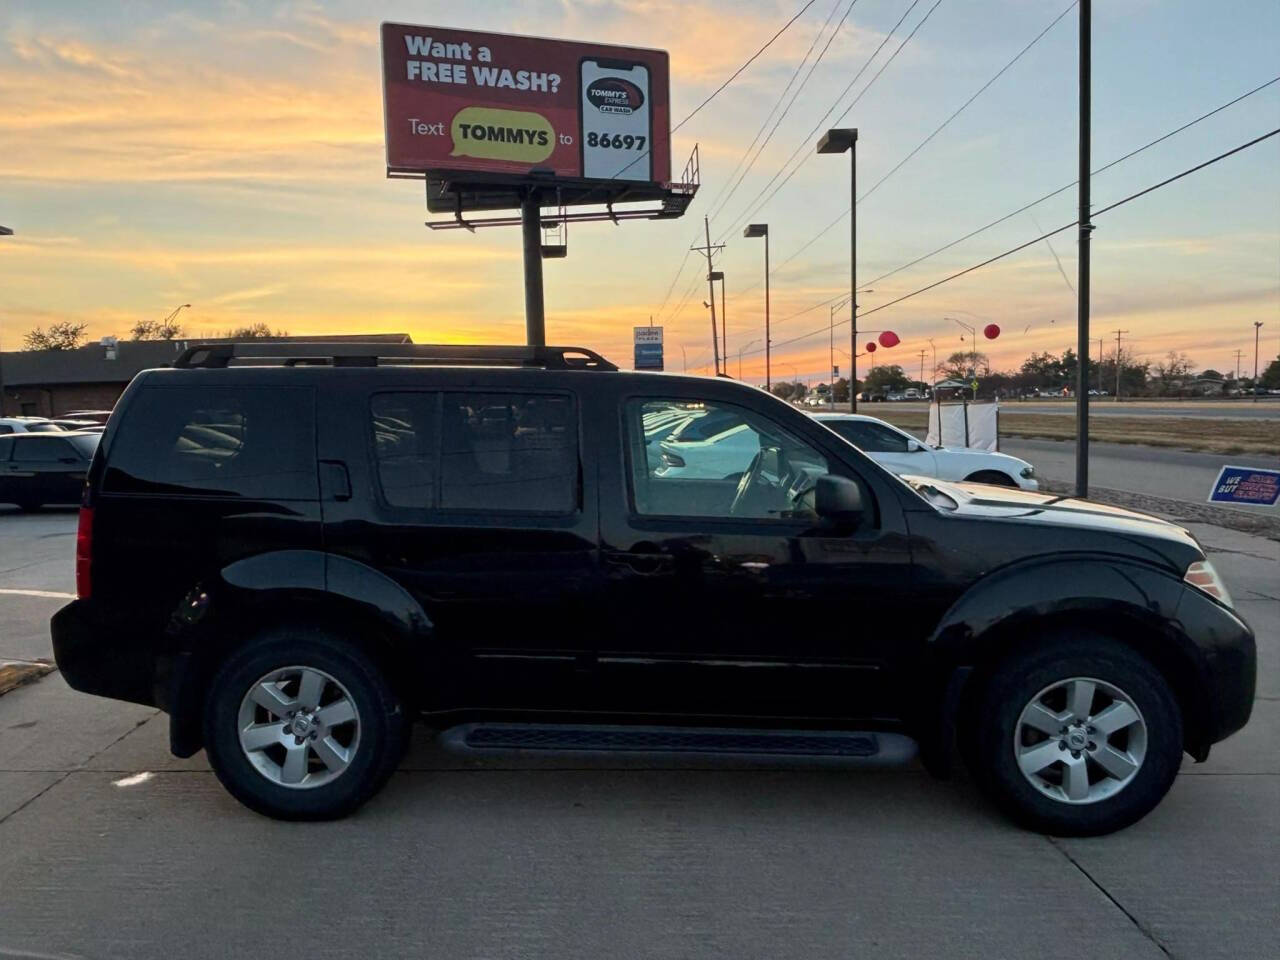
203 628 408 820
967 635 1183 836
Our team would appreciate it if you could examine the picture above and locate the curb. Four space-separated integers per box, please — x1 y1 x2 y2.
0 660 56 698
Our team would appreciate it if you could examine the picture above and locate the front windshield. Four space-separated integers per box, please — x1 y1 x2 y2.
26 422 65 433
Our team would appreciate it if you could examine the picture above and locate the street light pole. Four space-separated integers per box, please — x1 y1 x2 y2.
743 224 771 389
817 128 859 412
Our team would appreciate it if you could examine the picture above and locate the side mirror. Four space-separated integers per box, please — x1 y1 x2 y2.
906 439 925 452
815 474 864 524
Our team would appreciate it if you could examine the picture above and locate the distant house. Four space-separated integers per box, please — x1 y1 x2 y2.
0 333 412 417
1187 377 1225 396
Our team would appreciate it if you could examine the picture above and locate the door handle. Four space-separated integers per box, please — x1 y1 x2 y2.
319 460 352 501
738 561 770 571
604 551 673 575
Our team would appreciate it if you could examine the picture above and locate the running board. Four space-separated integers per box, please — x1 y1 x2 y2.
439 723 918 766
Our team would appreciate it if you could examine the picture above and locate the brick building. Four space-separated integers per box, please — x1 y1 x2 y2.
0 334 412 417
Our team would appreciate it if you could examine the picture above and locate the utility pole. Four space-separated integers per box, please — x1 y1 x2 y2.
1254 321 1265 400
1098 336 1104 393
1113 329 1128 400
1233 349 1245 381
719 272 727 368
918 349 927 392
692 216 725 375
817 128 859 412
1074 0 1093 498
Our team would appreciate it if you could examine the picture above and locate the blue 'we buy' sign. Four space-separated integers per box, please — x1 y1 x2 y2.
1207 465 1280 506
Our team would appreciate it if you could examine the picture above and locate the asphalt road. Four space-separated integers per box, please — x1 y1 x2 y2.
886 399 1280 420
0 508 1276 959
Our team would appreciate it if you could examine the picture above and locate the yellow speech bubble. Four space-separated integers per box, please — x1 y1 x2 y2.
450 107 555 164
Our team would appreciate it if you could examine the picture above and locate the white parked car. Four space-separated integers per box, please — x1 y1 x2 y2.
812 413 1039 490
0 417 66 435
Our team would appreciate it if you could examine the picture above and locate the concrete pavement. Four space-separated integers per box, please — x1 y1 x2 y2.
0 510 1276 959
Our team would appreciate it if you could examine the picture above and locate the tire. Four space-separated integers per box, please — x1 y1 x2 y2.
963 470 1018 488
966 634 1182 836
203 628 408 821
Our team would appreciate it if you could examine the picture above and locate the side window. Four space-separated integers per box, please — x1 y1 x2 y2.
864 423 911 453
626 399 829 520
0 436 13 459
0 425 12 435
371 393 437 509
103 386 316 499
439 392 577 513
12 437 74 462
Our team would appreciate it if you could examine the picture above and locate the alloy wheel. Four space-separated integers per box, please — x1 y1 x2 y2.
1013 676 1147 805
237 666 361 789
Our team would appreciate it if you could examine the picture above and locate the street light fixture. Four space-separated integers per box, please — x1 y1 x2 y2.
945 316 979 399
743 224 771 390
1254 322 1265 401
817 127 858 412
0 226 13 236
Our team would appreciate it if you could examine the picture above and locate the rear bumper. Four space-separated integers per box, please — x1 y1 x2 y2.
51 600 160 708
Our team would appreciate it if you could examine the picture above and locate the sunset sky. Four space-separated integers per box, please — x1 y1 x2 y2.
2 0 1278 383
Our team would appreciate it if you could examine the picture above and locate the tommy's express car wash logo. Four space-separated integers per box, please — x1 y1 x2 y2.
586 78 644 115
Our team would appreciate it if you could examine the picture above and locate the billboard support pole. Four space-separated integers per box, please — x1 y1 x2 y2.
521 191 546 347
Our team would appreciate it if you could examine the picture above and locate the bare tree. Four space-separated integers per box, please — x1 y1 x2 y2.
23 321 88 351
130 319 186 341
226 323 288 339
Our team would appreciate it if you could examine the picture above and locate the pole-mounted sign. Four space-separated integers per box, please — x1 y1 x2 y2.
634 325 664 371
382 23 671 191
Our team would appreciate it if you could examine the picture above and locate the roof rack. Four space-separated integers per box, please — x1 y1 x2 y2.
172 343 617 372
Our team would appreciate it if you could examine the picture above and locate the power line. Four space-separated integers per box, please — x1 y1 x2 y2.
708 0 860 224
765 75 1280 327
703 0 849 220
725 0 947 242
760 0 1081 280
741 127 1280 357
657 0 841 318
674 0 820 133
575 0 823 199
714 0 927 244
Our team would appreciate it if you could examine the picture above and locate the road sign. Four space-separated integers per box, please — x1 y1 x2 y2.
633 326 663 370
1207 465 1280 506
382 24 670 189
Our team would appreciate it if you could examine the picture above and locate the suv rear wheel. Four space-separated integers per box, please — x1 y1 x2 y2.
203 628 407 820
967 635 1182 836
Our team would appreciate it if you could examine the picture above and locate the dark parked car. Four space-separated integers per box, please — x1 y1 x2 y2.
52 343 1255 833
0 432 100 509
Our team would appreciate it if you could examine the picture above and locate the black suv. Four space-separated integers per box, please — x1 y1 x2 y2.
52 343 1255 833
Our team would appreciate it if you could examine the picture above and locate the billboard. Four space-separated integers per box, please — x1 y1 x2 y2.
634 325 663 371
1207 465 1280 506
382 23 671 190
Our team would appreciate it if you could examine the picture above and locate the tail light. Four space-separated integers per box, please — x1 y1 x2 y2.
75 506 94 600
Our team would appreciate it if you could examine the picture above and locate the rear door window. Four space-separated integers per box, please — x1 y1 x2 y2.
441 393 578 513
0 437 12 459
103 386 316 499
368 391 579 514
12 437 77 462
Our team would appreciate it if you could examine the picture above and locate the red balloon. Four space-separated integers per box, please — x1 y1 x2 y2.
865 341 877 353
983 323 1001 340
878 330 900 348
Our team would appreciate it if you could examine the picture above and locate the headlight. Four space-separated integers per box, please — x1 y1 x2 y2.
1184 559 1233 608
1020 466 1035 478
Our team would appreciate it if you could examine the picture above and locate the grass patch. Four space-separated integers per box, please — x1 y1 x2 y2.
868 409 1278 456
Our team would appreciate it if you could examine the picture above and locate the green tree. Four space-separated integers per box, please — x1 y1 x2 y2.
1260 355 1280 389
23 321 88 350
863 364 910 394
